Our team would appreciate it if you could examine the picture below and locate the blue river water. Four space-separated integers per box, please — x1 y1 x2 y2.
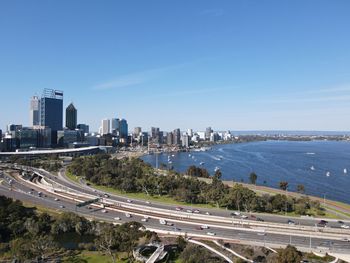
141 140 350 204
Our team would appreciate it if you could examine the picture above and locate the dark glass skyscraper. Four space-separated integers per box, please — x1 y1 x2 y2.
40 89 63 145
119 119 128 139
66 103 77 130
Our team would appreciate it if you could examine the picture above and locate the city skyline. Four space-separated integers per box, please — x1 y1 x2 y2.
1 1 350 132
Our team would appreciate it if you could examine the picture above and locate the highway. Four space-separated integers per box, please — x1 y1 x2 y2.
1 163 350 255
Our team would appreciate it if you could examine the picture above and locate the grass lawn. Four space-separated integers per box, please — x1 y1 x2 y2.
63 251 129 263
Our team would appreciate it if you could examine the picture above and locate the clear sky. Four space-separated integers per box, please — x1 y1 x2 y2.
1 0 350 132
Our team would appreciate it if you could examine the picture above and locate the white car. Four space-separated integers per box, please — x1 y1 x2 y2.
206 232 216 236
54 198 59 201
141 218 148 222
201 225 209 229
193 209 200 213
127 199 132 203
125 213 131 218
159 219 167 225
101 209 107 213
205 211 211 215
114 217 121 220
146 201 151 204
186 209 193 213
59 205 65 209
241 215 248 219
342 238 350 242
341 224 350 229
232 211 241 216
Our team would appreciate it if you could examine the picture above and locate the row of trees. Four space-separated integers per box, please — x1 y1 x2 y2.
68 155 323 215
0 195 157 263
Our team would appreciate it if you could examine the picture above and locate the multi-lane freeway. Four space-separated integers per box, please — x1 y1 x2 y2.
1 163 350 256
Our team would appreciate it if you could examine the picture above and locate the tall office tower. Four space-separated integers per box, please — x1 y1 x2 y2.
101 119 110 135
119 119 128 139
173 128 181 145
167 132 173 145
187 128 193 137
151 127 160 139
205 127 213 140
134 127 142 137
65 103 77 130
40 89 63 145
111 118 120 134
29 96 40 126
40 89 63 130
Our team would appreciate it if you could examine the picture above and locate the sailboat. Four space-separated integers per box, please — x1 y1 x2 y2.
344 168 347 174
326 171 331 177
310 166 315 171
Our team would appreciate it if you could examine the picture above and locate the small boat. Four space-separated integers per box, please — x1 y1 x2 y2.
188 154 191 157
310 166 315 171
344 169 347 174
214 167 220 172
200 162 205 165
172 154 175 157
326 171 330 177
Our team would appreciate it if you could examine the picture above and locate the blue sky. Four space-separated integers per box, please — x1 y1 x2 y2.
1 0 350 132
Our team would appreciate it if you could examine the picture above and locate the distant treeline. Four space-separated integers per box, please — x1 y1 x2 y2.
68 155 324 215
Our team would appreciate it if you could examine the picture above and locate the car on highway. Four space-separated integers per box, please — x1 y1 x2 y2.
28 191 32 194
54 198 59 201
341 224 350 229
127 199 132 203
205 211 211 215
257 232 266 236
200 225 209 229
231 211 241 216
319 220 328 225
175 206 183 211
141 218 148 222
193 209 200 213
338 220 344 224
257 217 264 222
159 219 167 225
125 213 131 218
195 226 203 230
114 217 121 220
146 201 151 204
288 219 295 225
166 222 174 226
103 193 109 198
241 215 248 219
59 205 65 208
101 209 107 213
206 232 216 236
186 209 193 213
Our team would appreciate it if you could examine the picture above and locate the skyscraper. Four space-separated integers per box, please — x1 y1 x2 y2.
119 119 128 139
40 89 63 131
65 103 77 130
173 128 181 145
111 118 120 134
29 96 40 126
101 119 110 135
205 127 213 140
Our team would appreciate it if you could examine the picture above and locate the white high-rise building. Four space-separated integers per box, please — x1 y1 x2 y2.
29 96 40 126
101 119 110 135
187 129 193 137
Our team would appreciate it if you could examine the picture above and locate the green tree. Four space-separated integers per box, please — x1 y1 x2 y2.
275 245 302 263
249 172 257 185
279 181 289 191
297 184 305 194
95 224 120 263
